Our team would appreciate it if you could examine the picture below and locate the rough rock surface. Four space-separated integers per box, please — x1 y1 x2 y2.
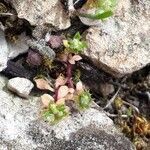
7 32 30 59
84 0 150 77
7 0 70 30
27 39 56 60
0 29 30 72
0 29 8 71
7 77 34 98
0 75 135 150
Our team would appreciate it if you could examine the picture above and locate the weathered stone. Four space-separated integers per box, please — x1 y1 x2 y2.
27 39 56 60
47 35 63 49
26 50 42 67
0 75 135 149
7 0 71 30
7 77 34 98
0 75 7 90
84 0 150 77
0 29 8 72
7 32 30 59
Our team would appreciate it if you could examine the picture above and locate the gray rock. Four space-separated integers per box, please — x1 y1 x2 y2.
84 0 150 77
7 32 30 59
7 77 34 98
0 75 135 150
7 0 71 30
0 75 7 90
27 39 56 60
0 29 9 72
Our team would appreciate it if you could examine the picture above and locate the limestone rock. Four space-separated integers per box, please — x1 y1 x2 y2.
7 32 30 59
27 39 56 60
7 0 71 30
0 75 135 150
0 29 9 72
84 0 150 77
7 77 34 98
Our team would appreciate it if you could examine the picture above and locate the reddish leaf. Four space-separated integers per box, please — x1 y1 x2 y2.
56 98 66 105
57 85 69 99
34 78 54 92
41 94 54 107
69 55 82 64
68 88 75 94
55 75 67 88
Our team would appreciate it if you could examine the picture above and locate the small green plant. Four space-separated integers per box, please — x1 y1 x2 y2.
63 32 87 54
76 90 92 109
38 32 92 124
79 0 117 20
42 102 69 124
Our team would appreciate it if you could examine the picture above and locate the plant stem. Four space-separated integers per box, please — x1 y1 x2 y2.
66 62 74 88
54 86 59 102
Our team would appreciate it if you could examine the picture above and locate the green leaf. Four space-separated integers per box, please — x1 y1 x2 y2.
50 104 59 114
42 103 69 124
77 90 92 109
46 114 55 122
74 32 81 40
64 32 87 54
80 10 113 20
79 0 117 20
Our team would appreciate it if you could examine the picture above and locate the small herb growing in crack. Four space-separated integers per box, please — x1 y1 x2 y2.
63 32 87 54
34 32 92 124
42 102 69 124
76 90 92 109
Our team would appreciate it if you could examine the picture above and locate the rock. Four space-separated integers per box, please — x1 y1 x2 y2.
0 29 9 72
27 39 56 60
7 32 30 59
7 77 34 98
79 8 102 26
7 0 71 30
0 75 7 90
32 25 51 40
0 75 135 149
26 50 42 67
47 35 63 49
0 25 31 71
84 0 150 77
2 60 36 80
100 83 115 97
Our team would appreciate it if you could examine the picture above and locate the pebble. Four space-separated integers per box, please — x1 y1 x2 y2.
7 77 34 98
